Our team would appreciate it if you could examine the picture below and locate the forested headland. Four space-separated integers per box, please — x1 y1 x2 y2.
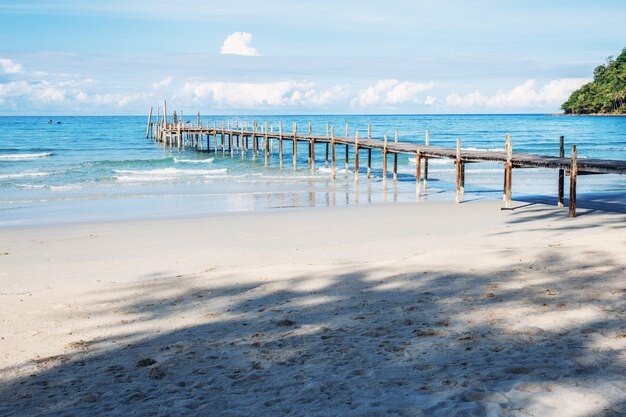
562 47 626 115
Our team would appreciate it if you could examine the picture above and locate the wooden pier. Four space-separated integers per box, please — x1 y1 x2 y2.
145 104 626 218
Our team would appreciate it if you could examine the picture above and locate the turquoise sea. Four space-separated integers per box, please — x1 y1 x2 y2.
0 115 625 226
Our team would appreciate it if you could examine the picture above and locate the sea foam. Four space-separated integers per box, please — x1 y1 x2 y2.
0 152 53 161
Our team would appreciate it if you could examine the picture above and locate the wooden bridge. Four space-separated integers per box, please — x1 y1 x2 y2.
145 104 626 218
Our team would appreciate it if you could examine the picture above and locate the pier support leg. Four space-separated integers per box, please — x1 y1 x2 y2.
345 145 349 174
558 135 565 208
325 143 329 168
569 145 577 218
455 138 463 204
416 151 421 197
393 153 398 182
311 139 315 172
383 150 388 188
367 149 372 178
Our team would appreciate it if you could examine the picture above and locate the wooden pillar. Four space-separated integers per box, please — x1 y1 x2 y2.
504 133 512 209
240 126 245 159
569 145 577 218
311 136 315 171
293 122 297 170
424 130 430 189
214 121 218 154
229 128 234 159
325 123 330 168
393 129 399 181
354 132 360 181
279 121 283 167
415 151 422 196
252 123 257 158
265 121 269 166
558 135 565 208
367 148 372 178
383 135 388 187
163 99 167 129
455 138 462 203
145 107 153 139
331 126 336 179
368 123 371 139
221 121 225 155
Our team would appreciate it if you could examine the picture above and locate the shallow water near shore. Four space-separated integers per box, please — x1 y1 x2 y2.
0 114 625 226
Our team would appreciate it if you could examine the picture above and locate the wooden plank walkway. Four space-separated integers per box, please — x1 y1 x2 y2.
145 107 626 218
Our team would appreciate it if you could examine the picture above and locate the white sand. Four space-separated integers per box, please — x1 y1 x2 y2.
0 201 625 416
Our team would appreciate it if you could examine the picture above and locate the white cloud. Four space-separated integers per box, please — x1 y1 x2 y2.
0 58 23 74
446 78 590 109
220 32 260 56
152 76 173 90
180 80 346 109
351 79 435 107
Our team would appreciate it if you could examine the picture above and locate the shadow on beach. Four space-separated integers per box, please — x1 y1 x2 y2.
1 242 625 416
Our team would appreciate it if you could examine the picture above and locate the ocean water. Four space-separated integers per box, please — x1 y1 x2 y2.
0 115 625 226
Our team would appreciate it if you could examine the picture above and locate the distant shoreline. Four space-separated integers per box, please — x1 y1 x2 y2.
550 113 626 117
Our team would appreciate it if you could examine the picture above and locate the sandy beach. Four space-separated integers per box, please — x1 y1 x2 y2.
1 200 625 416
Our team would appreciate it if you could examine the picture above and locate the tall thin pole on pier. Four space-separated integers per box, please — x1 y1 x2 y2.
145 107 153 139
331 126 336 179
265 121 269 166
424 130 430 189
345 123 349 174
163 100 167 129
293 122 298 170
455 138 462 203
279 121 283 167
393 129 399 181
416 151 422 197
325 123 330 168
221 121 225 156
383 134 388 188
569 145 577 218
558 136 565 208
354 132 360 182
504 133 513 209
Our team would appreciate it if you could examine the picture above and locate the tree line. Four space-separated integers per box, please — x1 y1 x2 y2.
562 47 626 114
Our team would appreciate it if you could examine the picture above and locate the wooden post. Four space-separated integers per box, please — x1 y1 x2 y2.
293 122 297 170
145 107 153 139
455 138 462 203
424 130 430 189
354 132 360 181
229 126 234 158
214 121 218 154
252 123 257 158
368 123 371 139
367 148 372 178
416 151 422 196
393 129 398 181
383 134 388 187
265 121 269 166
331 126 336 179
221 121 225 155
504 133 512 209
163 99 167 129
325 122 330 167
240 125 245 159
311 136 315 172
345 123 349 174
558 135 565 208
569 145 577 218
279 121 283 167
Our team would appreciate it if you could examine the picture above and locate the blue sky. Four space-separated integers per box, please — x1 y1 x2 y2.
0 0 624 115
